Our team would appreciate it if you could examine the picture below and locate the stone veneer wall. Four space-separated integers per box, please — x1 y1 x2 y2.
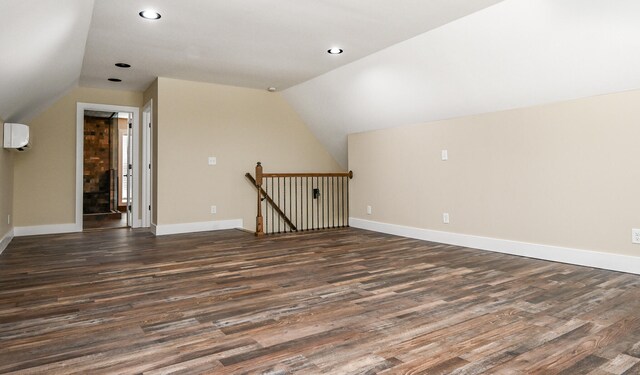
83 116 112 214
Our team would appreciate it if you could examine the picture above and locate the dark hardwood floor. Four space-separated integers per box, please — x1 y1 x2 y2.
1 228 640 374
83 212 128 230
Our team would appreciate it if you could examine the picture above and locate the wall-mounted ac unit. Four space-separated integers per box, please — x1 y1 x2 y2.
3 123 30 151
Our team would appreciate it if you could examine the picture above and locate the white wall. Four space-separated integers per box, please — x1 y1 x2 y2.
13 87 143 228
284 0 640 167
349 89 640 260
0 116 14 253
154 78 341 232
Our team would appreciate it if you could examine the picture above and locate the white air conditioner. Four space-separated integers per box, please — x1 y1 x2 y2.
3 123 30 151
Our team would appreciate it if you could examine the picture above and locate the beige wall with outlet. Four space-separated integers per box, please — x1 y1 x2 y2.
0 116 13 239
13 87 143 227
349 89 640 256
155 77 341 228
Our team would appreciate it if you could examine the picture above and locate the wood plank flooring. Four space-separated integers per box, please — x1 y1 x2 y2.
2 228 640 374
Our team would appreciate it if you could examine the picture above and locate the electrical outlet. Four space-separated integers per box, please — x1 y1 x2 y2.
632 229 640 244
210 205 217 214
443 213 450 224
366 205 372 215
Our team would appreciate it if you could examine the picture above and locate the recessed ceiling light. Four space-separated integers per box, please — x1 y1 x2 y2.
115 63 131 68
139 10 161 20
108 78 122 82
267 87 277 92
327 48 343 55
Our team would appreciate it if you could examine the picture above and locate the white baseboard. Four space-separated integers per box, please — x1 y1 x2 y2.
154 219 243 236
14 223 81 237
350 218 640 275
0 228 14 255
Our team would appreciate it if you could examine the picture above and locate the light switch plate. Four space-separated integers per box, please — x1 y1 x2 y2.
208 157 217 165
441 150 448 161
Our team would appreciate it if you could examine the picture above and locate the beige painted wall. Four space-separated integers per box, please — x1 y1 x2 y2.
13 87 142 226
156 78 341 228
143 79 158 225
349 89 640 256
0 116 13 238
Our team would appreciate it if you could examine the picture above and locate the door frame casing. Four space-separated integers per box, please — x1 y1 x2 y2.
141 99 152 228
76 102 141 230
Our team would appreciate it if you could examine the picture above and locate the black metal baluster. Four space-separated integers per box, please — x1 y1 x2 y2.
308 177 311 230
324 176 328 229
329 176 332 228
284 177 288 233
289 177 292 232
319 177 323 229
328 177 331 229
322 177 326 229
278 177 281 233
346 177 350 227
264 177 268 235
328 176 331 229
340 177 344 227
340 176 343 228
338 176 341 228
337 176 340 228
309 177 312 230
331 176 335 228
321 176 324 229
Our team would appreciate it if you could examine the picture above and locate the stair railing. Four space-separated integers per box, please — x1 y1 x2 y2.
247 162 353 236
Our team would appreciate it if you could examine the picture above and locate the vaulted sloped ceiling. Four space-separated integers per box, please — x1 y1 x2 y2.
80 0 503 92
0 0 504 123
0 0 94 123
284 0 640 167
3 0 639 169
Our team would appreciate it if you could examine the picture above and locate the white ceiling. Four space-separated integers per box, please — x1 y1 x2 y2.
80 0 503 92
284 0 640 167
0 0 94 123
4 0 639 171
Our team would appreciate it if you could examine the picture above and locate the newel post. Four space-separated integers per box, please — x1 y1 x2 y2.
255 162 264 236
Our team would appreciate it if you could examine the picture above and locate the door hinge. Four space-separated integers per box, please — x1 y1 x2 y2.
148 205 151 210
148 164 151 169
128 122 132 129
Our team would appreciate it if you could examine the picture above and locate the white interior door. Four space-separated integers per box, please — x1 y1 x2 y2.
142 101 152 227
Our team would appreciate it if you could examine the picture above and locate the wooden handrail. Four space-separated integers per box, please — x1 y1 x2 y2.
246 172 297 234
262 171 353 179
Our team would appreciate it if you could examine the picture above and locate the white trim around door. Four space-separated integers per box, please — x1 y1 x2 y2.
142 100 153 228
76 103 141 231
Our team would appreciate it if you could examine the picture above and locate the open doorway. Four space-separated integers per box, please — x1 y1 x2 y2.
82 111 133 230
76 102 142 232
